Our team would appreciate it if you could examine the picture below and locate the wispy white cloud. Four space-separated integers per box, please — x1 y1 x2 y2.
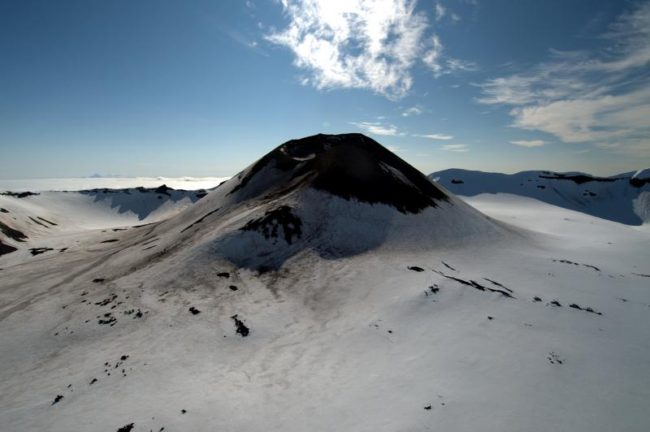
267 0 475 98
351 121 400 136
441 144 469 152
510 139 546 148
435 2 446 21
415 133 453 140
401 106 422 117
477 3 650 157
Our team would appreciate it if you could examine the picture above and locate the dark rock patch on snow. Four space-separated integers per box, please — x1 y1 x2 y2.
0 221 27 242
0 240 17 256
408 266 425 272
231 314 249 337
29 247 53 256
241 206 302 244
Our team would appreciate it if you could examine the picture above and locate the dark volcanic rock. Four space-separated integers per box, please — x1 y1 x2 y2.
241 206 302 244
0 240 17 256
231 314 249 337
29 247 54 256
0 221 28 242
229 133 449 214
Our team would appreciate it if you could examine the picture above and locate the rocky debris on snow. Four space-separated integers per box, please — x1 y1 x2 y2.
189 307 201 315
241 206 303 244
116 423 134 432
231 314 250 337
29 216 51 228
425 285 440 296
180 207 221 233
0 221 28 242
547 352 564 365
408 266 425 272
95 294 118 307
441 261 456 271
0 240 18 256
217 272 230 278
569 303 602 315
92 278 105 283
98 313 117 326
51 394 63 405
433 269 514 298
29 247 54 256
553 259 601 272
101 239 119 243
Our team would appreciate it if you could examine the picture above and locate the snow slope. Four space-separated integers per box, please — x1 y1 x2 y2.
0 186 209 263
430 168 650 225
1 134 649 432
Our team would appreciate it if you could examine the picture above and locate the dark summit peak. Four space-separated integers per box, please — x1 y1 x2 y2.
229 133 449 213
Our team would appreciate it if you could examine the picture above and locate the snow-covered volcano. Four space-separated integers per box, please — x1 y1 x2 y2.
150 133 505 272
1 134 649 432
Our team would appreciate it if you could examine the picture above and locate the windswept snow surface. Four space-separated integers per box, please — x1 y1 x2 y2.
1 135 649 432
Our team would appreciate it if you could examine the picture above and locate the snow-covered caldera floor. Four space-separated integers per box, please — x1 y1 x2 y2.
0 196 648 432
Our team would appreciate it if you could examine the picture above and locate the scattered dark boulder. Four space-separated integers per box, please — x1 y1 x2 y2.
93 278 105 283
0 208 8 213
52 394 63 405
89 378 98 385
231 314 249 337
29 247 53 256
101 239 119 243
217 272 230 278
424 405 432 410
116 423 134 432
408 266 425 272
549 300 562 307
189 307 201 315
533 296 542 302
181 409 187 414
229 285 238 291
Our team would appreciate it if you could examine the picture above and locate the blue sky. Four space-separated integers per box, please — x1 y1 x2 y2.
1 0 649 178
